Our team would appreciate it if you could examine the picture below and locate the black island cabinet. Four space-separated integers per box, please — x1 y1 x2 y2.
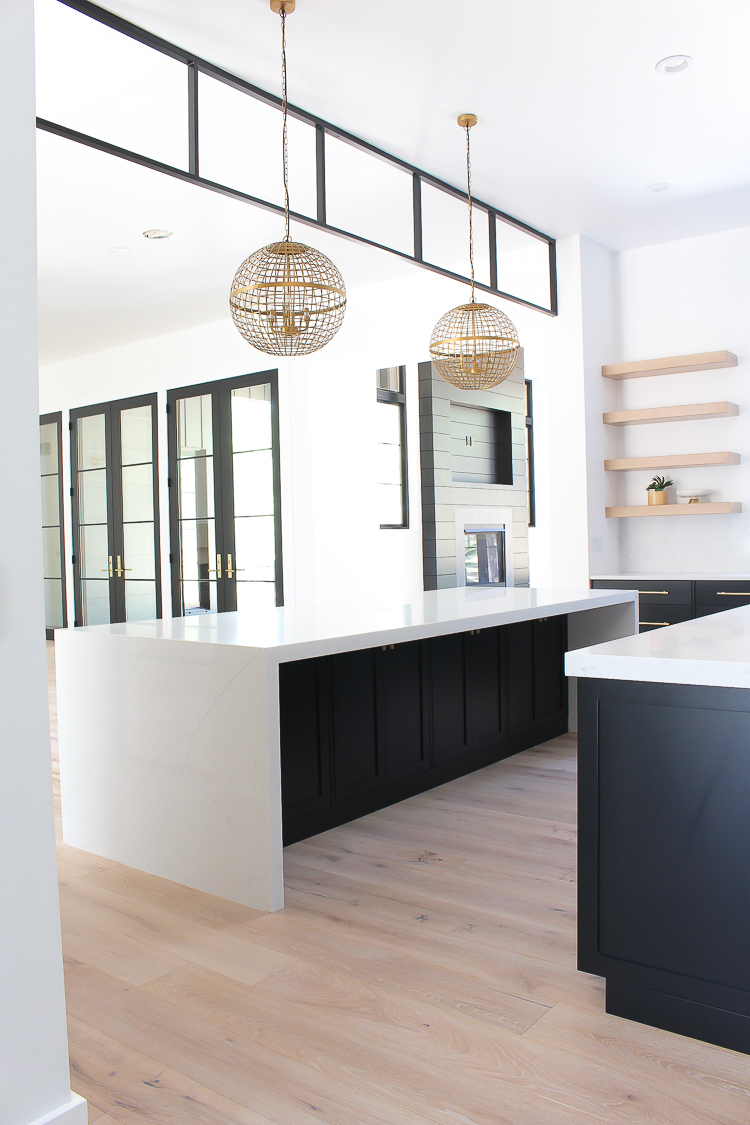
578 675 750 1055
279 615 568 843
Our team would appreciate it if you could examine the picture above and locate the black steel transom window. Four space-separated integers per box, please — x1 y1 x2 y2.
36 0 557 317
377 366 408 529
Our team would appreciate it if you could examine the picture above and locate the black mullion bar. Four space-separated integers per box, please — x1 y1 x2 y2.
412 174 422 262
488 212 498 291
548 240 558 316
316 125 326 225
55 0 554 252
188 62 199 177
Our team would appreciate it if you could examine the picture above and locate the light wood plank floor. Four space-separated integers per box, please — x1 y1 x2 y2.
47 643 750 1124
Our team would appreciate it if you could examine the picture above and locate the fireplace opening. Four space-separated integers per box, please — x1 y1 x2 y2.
464 527 506 587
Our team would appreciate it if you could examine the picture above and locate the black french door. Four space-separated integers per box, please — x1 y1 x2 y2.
40 412 67 638
167 370 283 617
70 394 162 626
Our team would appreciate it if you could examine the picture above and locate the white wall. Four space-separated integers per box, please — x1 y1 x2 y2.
41 245 593 620
605 225 750 573
0 3 85 1124
525 235 594 588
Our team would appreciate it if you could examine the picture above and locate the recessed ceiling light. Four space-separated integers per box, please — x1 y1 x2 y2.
655 55 692 74
143 228 173 239
110 246 131 253
645 183 670 193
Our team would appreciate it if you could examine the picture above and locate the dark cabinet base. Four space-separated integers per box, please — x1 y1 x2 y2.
281 617 568 845
578 676 750 1056
606 980 750 1057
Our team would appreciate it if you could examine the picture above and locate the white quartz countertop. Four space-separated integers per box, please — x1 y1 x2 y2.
566 604 750 689
60 587 636 662
591 573 750 582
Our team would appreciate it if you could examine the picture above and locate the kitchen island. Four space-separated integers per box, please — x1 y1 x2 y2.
566 607 750 1055
56 586 636 912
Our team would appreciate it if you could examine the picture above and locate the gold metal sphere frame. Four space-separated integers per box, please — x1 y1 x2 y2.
429 113 521 390
430 301 520 390
230 240 346 356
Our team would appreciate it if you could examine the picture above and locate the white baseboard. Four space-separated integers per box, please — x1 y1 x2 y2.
29 1094 87 1125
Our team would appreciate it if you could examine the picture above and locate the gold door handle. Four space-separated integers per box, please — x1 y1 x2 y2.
207 553 222 579
225 554 246 579
716 591 750 596
101 555 113 577
114 555 131 578
638 590 669 595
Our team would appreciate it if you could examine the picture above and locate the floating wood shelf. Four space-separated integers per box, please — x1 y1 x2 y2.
606 502 742 518
602 350 737 380
604 452 740 472
603 401 739 427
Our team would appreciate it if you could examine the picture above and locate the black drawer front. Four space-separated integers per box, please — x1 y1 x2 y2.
638 605 693 631
695 580 750 608
591 579 691 605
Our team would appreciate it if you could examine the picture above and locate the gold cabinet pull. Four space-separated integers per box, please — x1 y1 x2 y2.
101 555 113 577
637 590 669 595
640 621 670 627
717 591 750 596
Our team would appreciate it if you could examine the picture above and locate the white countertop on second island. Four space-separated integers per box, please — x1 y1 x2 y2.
566 604 750 689
61 586 637 662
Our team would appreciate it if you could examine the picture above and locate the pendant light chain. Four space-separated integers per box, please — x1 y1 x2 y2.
281 9 290 241
465 122 475 304
428 112 520 391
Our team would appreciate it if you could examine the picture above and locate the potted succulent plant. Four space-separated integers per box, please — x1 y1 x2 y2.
646 475 673 505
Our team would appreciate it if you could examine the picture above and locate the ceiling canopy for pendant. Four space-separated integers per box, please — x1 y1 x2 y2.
429 115 520 391
230 0 346 356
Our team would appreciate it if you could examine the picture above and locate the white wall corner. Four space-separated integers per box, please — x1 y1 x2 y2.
579 235 620 577
27 1094 88 1125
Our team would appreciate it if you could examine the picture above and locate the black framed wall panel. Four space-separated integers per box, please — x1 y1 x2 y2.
578 675 750 1054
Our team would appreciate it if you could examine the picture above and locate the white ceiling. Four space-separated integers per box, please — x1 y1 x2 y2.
90 0 750 248
36 0 750 362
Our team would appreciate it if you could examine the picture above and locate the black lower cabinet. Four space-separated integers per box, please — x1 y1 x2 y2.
430 632 470 766
578 676 750 1055
330 648 382 803
280 616 568 844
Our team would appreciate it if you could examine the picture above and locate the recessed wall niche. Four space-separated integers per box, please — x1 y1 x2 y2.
450 403 513 485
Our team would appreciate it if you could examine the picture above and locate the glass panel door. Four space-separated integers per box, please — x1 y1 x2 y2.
39 412 67 637
230 384 277 613
168 370 282 617
71 394 161 626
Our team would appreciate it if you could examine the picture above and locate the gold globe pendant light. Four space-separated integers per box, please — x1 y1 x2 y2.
230 0 346 356
429 115 520 390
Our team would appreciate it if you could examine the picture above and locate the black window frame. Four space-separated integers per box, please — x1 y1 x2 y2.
40 410 68 638
377 365 409 530
525 378 536 528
